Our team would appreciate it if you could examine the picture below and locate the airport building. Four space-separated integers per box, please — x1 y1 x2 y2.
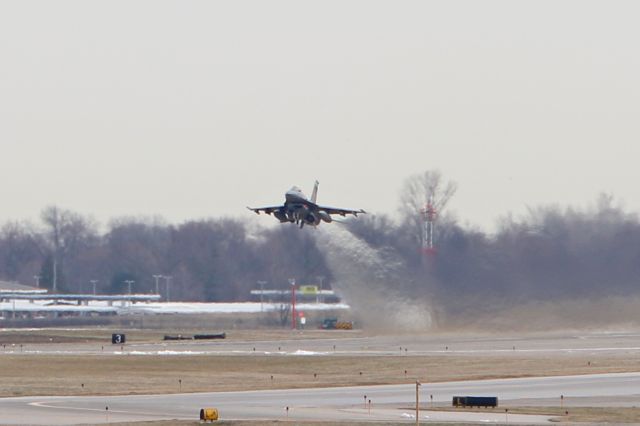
250 284 341 304
0 280 161 320
0 280 348 323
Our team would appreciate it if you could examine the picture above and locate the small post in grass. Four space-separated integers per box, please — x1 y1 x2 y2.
415 380 421 426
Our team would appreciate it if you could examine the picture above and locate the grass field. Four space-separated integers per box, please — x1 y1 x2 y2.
427 406 640 424
3 325 640 423
75 407 640 425
0 327 356 345
2 352 640 398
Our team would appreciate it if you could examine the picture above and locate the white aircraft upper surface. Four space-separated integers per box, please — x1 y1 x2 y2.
248 181 365 228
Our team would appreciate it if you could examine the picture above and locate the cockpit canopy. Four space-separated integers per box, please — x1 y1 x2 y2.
286 186 308 201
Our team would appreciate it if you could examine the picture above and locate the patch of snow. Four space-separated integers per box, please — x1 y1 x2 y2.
289 350 329 355
0 300 349 316
113 350 210 356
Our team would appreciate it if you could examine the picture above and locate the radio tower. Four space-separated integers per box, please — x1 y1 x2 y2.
421 195 437 256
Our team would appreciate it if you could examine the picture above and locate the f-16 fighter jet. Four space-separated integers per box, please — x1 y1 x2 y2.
248 181 365 228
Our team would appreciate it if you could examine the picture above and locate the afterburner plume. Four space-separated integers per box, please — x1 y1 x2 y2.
317 225 433 331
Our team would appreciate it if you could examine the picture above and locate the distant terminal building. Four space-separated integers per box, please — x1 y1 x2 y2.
0 280 47 296
0 280 160 320
250 284 341 304
0 280 348 323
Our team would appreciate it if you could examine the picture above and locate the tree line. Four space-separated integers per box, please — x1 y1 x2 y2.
1 172 639 320
0 207 331 300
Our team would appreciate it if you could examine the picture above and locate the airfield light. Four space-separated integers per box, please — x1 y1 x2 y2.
90 280 98 295
33 275 41 288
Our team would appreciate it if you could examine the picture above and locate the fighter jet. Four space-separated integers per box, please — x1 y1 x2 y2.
248 181 365 228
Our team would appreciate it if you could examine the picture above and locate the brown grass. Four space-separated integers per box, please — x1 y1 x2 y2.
427 406 640 423
3 353 640 398
0 327 357 345
85 422 483 426
77 406 640 424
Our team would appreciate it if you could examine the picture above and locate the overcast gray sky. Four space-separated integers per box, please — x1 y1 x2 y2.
1 1 639 231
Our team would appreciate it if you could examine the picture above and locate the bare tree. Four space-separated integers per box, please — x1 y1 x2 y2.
0 221 41 282
106 218 170 295
40 206 97 291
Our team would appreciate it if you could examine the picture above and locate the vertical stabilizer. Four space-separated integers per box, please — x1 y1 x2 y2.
311 180 319 203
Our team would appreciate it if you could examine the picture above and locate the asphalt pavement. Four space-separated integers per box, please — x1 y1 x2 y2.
1 372 639 424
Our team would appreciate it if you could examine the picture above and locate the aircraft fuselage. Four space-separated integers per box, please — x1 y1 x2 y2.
249 182 364 228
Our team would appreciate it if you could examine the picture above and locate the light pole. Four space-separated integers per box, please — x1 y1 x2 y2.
288 278 296 330
90 280 98 295
257 280 267 312
53 258 57 292
124 280 134 295
416 380 421 426
164 276 172 302
33 275 41 289
317 275 325 303
153 274 163 295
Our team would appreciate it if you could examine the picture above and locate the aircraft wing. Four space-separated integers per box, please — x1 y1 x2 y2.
316 205 366 217
247 205 283 215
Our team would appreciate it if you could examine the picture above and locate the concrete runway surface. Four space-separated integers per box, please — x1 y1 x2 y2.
1 372 639 424
6 329 640 357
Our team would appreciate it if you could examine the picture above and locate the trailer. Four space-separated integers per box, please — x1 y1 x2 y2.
452 396 498 408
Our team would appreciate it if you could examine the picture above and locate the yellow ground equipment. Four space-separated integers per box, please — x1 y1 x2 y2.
320 318 353 330
199 408 218 421
336 321 353 330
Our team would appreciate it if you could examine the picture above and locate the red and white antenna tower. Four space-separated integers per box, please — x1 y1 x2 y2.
421 195 437 256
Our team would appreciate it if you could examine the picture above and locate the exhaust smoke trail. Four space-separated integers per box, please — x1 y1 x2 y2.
317 226 433 331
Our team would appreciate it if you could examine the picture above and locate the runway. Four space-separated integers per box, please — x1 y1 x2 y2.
1 372 639 424
6 329 640 357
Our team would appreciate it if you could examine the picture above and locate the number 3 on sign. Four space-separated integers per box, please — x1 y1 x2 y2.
112 334 125 344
